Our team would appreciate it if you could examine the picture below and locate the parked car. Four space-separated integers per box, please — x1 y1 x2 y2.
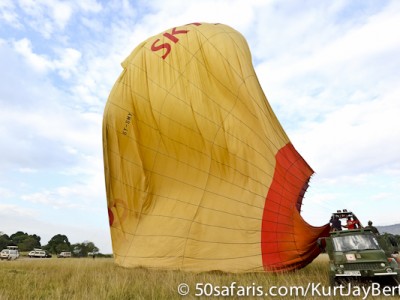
28 249 52 258
57 251 71 258
0 246 20 260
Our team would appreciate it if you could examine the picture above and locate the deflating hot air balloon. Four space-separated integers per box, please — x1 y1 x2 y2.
103 22 330 272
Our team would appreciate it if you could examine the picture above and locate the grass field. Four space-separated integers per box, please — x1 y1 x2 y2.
0 254 398 299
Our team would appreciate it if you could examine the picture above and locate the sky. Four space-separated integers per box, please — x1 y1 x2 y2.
0 0 399 254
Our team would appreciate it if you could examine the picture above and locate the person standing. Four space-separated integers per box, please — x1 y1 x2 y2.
330 216 342 231
345 217 360 230
365 220 380 235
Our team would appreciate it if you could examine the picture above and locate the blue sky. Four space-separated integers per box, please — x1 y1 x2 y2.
1 0 399 253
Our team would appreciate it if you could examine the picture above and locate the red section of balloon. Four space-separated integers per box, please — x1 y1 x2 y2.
261 143 330 271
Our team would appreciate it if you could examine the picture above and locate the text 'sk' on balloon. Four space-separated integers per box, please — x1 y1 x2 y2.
103 23 330 272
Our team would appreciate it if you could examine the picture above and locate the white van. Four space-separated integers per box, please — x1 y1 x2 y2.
28 248 52 258
0 246 20 260
57 251 71 258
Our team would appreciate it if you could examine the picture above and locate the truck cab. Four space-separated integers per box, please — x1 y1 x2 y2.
320 210 400 286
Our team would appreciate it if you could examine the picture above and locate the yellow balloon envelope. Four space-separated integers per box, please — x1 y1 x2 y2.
103 23 330 272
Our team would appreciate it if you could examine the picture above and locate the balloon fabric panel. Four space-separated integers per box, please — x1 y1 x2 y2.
103 22 329 272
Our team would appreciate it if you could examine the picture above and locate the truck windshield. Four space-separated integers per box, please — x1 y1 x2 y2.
332 234 380 252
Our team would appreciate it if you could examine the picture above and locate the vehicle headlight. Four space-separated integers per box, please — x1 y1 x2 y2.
380 263 386 267
386 268 392 273
339 265 344 269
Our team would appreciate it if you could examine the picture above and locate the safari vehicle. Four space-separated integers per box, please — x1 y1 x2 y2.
0 246 20 260
28 248 52 258
57 251 71 258
319 210 400 286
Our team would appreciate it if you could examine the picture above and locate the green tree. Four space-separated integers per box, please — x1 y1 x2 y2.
44 234 71 254
0 232 11 249
10 231 28 244
10 231 41 251
20 236 41 251
72 241 99 257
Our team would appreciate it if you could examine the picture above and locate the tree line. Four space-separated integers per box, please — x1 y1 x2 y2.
0 231 107 257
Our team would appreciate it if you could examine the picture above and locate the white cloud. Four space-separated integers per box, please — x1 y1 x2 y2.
244 1 400 182
54 48 82 79
75 0 102 13
0 0 22 28
13 38 52 72
17 0 73 38
11 0 102 39
13 38 82 77
254 1 400 106
0 204 36 218
49 1 73 29
131 0 267 37
19 181 105 212
295 92 400 177
19 151 105 212
18 167 38 173
0 187 14 199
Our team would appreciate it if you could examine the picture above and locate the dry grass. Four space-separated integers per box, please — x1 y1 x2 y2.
0 255 397 299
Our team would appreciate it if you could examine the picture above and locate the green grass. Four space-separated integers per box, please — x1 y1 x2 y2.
0 255 397 299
